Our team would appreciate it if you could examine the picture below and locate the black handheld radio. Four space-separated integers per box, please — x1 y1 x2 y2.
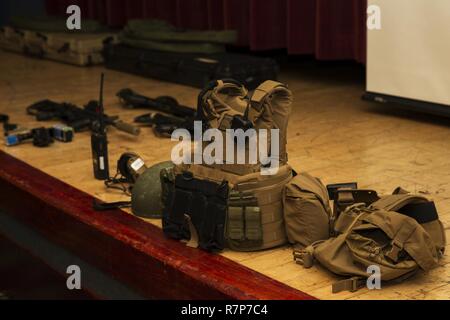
91 73 109 180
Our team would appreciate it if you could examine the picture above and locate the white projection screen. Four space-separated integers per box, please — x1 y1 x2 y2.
366 0 450 109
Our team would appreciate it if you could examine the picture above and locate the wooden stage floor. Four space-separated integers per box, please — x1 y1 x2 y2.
0 51 448 300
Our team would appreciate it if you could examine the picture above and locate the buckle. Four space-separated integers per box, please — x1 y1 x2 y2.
329 215 336 237
332 277 365 293
293 249 314 268
336 189 355 205
386 239 403 262
218 114 233 131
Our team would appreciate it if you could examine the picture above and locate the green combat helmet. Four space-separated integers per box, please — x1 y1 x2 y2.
131 161 174 219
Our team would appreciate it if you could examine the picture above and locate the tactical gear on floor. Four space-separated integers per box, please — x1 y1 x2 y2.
118 19 237 54
119 37 224 54
103 43 279 90
370 191 446 256
331 188 380 225
294 189 445 293
0 26 116 66
163 79 294 252
174 163 294 249
131 161 174 219
124 19 237 44
196 79 292 170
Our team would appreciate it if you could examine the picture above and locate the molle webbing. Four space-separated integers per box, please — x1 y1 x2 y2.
177 163 292 188
177 163 293 251
225 165 292 251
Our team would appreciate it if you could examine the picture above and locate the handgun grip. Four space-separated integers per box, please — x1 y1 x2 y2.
114 120 141 136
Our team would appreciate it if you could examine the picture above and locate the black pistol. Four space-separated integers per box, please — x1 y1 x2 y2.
91 73 109 180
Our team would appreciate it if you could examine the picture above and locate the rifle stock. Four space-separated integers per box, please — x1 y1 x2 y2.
117 88 196 118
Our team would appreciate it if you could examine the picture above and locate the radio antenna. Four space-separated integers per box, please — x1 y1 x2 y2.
98 72 105 127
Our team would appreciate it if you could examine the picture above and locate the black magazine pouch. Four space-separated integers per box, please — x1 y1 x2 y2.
162 171 229 252
162 172 191 240
199 180 229 252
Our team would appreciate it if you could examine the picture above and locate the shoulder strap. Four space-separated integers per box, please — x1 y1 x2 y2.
362 210 439 271
247 80 292 164
370 193 428 212
247 80 290 123
371 193 440 224
196 79 248 130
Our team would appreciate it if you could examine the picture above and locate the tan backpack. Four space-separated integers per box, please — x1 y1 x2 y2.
163 79 294 251
371 192 446 255
294 192 445 293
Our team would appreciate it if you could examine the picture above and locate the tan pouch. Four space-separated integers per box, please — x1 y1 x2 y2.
283 172 332 247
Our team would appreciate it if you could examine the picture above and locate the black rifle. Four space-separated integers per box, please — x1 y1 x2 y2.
5 127 53 147
117 88 196 137
116 88 196 118
27 99 140 136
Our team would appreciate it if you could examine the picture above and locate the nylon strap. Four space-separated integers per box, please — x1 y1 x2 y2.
332 277 365 293
397 201 439 224
247 80 285 123
385 219 417 262
365 210 438 270
371 194 428 212
201 80 247 129
92 199 131 211
184 214 199 248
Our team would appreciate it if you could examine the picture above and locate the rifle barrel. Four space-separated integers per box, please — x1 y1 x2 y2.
98 73 105 130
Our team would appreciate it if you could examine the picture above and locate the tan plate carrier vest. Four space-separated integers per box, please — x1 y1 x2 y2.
175 79 294 251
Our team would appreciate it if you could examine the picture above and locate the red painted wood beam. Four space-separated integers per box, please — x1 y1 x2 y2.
0 151 315 300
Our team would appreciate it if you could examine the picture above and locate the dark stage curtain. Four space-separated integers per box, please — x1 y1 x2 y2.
45 0 367 63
